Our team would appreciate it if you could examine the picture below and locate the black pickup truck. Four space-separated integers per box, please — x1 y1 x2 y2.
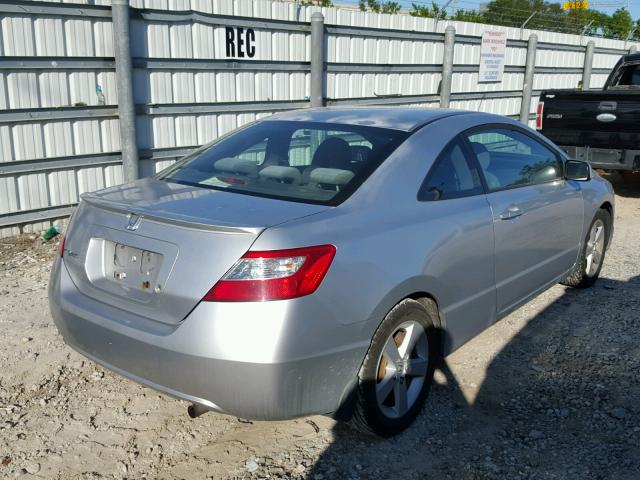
537 52 640 174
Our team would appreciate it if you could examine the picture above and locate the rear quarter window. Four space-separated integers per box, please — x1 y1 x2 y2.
419 139 484 201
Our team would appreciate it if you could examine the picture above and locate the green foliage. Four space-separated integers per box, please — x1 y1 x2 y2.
300 0 333 6
481 0 566 30
605 8 633 39
409 1 483 22
452 8 485 24
360 0 640 41
409 1 447 19
479 1 637 39
381 2 401 14
359 0 401 14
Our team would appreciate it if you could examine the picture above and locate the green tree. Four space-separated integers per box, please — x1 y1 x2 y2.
453 8 485 24
410 1 447 19
301 0 333 6
364 0 640 40
359 0 401 14
410 3 485 24
482 0 541 28
604 8 633 39
482 0 573 31
566 8 610 36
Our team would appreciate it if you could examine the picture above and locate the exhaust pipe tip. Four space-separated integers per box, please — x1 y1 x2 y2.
188 403 209 419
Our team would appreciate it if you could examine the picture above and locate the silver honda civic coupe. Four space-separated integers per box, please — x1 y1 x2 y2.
49 108 614 436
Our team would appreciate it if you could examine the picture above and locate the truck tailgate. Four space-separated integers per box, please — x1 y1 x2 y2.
540 90 640 150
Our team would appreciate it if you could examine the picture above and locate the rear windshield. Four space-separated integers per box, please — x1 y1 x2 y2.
157 120 409 205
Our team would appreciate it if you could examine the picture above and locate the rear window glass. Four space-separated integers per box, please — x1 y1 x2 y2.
157 120 408 205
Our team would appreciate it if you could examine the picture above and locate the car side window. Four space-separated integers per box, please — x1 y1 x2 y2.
418 139 484 201
465 128 562 192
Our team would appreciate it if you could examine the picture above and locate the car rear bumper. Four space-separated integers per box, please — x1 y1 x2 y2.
49 257 367 420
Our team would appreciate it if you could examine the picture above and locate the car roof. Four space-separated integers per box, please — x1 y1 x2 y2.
264 107 473 132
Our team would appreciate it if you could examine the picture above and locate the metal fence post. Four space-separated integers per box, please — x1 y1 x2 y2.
519 33 537 124
582 40 595 91
112 0 139 181
310 12 325 108
440 25 455 108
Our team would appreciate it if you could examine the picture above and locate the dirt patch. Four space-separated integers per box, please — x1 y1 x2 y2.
1 177 639 479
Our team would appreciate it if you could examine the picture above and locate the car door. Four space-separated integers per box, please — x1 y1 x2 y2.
463 126 584 316
418 137 497 352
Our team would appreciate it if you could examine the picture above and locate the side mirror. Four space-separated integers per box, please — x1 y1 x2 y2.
565 160 590 181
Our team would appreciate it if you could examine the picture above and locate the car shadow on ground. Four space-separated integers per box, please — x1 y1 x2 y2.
606 172 640 199
307 275 640 480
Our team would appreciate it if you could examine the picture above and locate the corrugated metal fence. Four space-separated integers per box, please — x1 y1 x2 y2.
1 0 638 236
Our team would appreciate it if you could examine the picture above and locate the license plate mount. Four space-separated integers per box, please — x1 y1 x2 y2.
105 241 163 292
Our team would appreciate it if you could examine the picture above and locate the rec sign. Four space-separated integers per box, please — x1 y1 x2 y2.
225 27 256 58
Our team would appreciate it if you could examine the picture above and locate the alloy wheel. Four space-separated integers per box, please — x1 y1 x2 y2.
375 320 429 419
585 219 606 277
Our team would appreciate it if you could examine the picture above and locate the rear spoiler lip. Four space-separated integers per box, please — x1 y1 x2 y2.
81 194 265 235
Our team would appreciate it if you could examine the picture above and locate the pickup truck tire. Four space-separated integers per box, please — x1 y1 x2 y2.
561 209 611 288
349 298 439 437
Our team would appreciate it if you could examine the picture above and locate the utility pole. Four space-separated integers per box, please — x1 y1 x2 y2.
310 12 325 108
112 0 139 182
440 26 456 108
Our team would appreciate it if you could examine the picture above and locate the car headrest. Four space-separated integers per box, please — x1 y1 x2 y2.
309 167 355 187
214 157 259 176
312 137 352 170
258 165 301 184
470 142 491 169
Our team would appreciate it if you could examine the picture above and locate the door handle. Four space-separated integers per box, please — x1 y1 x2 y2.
598 101 617 111
499 205 524 220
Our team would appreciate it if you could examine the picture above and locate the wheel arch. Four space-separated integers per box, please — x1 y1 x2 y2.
369 278 447 357
332 285 445 422
598 201 614 246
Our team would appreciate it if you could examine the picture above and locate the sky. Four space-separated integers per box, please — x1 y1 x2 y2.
338 0 640 20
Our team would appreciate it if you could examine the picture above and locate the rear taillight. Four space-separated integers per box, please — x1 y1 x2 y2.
203 244 336 302
58 235 66 257
535 101 544 130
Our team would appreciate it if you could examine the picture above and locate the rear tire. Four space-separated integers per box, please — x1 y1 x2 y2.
349 298 439 437
561 209 611 288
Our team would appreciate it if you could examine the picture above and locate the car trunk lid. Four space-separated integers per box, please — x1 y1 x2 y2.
62 178 328 325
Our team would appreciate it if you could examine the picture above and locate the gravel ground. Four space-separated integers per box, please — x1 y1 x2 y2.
0 174 638 480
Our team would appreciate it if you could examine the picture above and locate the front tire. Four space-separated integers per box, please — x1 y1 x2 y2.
561 209 611 288
349 298 439 437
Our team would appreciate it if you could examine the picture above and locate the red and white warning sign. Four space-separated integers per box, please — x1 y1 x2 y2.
479 30 507 83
